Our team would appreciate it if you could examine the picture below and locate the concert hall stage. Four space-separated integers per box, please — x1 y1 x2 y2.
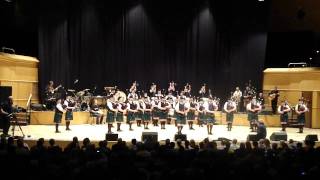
14 124 320 149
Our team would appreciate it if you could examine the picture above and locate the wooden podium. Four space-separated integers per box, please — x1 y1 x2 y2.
263 68 320 128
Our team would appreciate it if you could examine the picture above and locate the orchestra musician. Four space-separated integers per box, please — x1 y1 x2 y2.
278 100 291 131
116 101 127 132
129 81 138 93
149 83 157 97
206 98 218 135
175 96 188 134
89 99 104 125
295 98 309 133
199 83 207 97
183 83 192 97
142 93 153 129
127 98 138 131
168 81 176 94
158 98 171 129
246 97 262 132
223 98 237 131
232 87 242 112
268 86 280 114
0 96 14 136
54 99 65 133
243 86 252 112
45 81 61 110
186 97 197 130
257 92 265 109
106 97 117 133
63 96 76 131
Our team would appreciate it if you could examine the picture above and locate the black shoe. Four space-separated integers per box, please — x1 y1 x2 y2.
55 131 61 133
66 128 71 131
129 128 134 131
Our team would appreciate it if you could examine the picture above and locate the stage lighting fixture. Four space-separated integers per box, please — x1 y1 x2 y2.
316 50 319 54
288 62 307 68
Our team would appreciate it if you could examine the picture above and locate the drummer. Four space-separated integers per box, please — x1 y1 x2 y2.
89 98 104 125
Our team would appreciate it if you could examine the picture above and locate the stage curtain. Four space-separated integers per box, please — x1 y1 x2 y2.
38 0 268 102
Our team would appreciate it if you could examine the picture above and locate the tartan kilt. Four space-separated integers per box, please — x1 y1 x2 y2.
65 110 73 120
54 112 63 123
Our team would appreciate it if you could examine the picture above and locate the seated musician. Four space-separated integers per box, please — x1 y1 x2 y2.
89 99 104 125
0 96 14 136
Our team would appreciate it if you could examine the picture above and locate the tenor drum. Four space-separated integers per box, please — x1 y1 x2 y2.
114 91 127 103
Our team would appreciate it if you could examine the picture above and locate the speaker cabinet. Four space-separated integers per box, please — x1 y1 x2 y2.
174 134 187 141
270 132 287 141
247 134 258 141
105 133 118 141
305 134 318 142
142 132 158 143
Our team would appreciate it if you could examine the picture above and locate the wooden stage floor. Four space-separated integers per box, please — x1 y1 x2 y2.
12 124 320 143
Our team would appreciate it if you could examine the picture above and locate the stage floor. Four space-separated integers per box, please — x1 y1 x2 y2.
12 124 320 142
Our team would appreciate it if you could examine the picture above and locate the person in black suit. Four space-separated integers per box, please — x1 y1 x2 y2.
0 96 14 136
256 121 267 140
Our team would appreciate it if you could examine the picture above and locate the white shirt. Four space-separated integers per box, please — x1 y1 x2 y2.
223 101 236 112
56 103 64 112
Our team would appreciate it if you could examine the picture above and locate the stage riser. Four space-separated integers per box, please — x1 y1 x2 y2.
30 111 281 127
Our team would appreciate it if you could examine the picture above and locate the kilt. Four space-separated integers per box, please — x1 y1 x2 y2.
206 113 215 124
187 111 195 121
143 111 152 121
136 111 143 120
127 112 136 122
198 112 206 124
159 110 168 120
153 108 159 118
280 113 288 124
248 112 258 122
107 111 115 123
226 112 234 123
176 113 186 124
54 112 63 123
297 113 305 125
65 110 73 121
116 112 124 122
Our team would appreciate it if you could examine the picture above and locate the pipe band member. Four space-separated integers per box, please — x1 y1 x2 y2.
246 97 261 132
127 98 138 131
278 100 290 131
106 98 117 133
197 100 206 127
54 99 64 133
136 99 145 127
223 98 237 131
206 98 218 135
186 97 197 130
158 99 170 130
116 102 127 132
64 97 76 131
295 98 309 133
143 95 153 129
175 97 187 135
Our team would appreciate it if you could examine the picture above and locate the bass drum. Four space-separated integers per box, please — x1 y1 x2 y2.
113 91 127 103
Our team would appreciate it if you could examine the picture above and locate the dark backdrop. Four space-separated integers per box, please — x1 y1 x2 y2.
37 0 268 102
